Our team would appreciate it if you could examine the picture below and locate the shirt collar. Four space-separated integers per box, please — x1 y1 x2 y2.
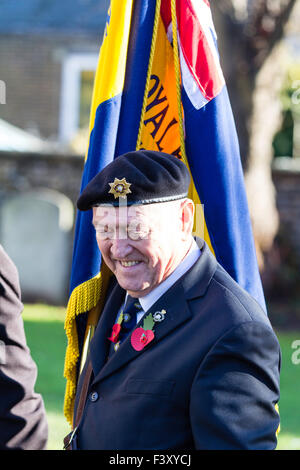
137 238 201 313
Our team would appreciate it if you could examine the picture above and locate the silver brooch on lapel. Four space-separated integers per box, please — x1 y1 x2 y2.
152 309 166 322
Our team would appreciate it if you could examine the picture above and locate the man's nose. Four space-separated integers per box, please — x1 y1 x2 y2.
110 237 132 259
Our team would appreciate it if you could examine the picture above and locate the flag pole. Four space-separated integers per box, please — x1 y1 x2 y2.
136 0 162 150
171 0 187 165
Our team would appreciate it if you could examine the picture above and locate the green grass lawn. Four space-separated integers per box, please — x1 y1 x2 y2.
22 304 300 450
274 329 300 450
23 304 70 450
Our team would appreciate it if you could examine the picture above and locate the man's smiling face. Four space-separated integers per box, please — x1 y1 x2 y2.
92 200 193 297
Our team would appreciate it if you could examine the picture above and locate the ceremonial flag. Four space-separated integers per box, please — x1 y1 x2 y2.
63 0 266 425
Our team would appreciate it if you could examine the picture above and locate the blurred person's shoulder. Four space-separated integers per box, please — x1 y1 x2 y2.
0 245 21 299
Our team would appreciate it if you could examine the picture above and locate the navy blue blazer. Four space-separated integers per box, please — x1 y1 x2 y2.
74 238 280 450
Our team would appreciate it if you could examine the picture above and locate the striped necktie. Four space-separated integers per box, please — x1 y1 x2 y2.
108 296 143 355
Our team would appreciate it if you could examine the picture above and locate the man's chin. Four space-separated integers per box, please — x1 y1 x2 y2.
117 281 152 298
126 288 150 298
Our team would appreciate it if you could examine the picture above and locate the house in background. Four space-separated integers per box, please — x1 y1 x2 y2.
0 118 52 153
0 0 110 304
0 0 110 148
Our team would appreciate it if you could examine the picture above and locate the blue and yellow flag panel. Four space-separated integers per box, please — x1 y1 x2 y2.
64 0 135 423
64 0 265 425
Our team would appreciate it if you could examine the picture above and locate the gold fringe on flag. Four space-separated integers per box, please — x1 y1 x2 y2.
63 273 102 425
63 262 111 426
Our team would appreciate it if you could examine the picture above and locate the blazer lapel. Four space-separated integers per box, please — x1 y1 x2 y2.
91 239 218 385
181 238 218 299
92 280 192 385
89 282 125 377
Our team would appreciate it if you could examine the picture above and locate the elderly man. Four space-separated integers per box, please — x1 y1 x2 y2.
66 150 280 450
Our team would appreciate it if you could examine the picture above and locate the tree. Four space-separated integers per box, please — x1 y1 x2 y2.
211 0 298 267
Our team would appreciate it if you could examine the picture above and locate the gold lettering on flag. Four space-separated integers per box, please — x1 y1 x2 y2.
137 18 181 157
137 17 214 249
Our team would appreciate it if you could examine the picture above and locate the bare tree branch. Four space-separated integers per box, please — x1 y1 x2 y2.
213 0 297 71
210 0 299 263
248 0 298 69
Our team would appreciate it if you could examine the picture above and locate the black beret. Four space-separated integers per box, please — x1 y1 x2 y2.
77 150 190 210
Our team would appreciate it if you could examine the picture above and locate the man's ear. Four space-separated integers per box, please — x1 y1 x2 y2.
180 199 194 240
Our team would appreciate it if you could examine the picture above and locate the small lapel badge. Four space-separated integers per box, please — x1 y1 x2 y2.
123 313 131 323
152 309 166 322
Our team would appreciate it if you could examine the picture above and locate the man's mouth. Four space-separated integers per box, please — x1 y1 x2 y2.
119 260 141 267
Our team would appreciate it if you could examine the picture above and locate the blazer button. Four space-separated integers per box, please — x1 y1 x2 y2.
89 391 99 402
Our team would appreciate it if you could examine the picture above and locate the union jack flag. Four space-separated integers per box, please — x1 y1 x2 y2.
161 0 225 108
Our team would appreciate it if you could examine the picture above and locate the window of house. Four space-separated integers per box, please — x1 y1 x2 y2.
79 70 95 130
59 53 98 143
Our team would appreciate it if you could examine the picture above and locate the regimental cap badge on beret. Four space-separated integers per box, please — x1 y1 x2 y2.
108 177 132 199
76 150 191 211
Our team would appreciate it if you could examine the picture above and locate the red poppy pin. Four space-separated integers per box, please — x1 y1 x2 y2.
131 327 154 351
130 310 166 351
108 323 121 343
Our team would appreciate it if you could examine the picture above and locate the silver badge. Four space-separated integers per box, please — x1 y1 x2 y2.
152 309 166 322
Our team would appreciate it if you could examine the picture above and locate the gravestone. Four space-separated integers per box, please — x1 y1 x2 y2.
292 107 300 158
0 189 74 305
